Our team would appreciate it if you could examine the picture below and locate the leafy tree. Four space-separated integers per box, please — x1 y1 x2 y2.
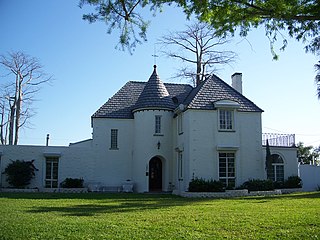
0 51 51 145
159 22 236 86
297 142 320 164
79 0 320 57
3 160 38 188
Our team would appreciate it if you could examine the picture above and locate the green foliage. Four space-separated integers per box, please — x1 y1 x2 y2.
79 0 155 53
239 179 275 192
188 177 225 192
60 178 84 188
284 175 302 189
0 192 320 239
79 0 320 58
240 176 302 191
297 142 319 164
3 160 38 188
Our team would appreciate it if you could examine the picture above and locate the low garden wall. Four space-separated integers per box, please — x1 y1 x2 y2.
174 188 301 198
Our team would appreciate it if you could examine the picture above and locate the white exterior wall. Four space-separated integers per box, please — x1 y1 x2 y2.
237 112 264 183
175 109 263 191
0 145 94 189
262 146 298 179
133 110 173 192
91 118 133 186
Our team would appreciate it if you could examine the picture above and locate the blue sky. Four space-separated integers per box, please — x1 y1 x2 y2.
1 0 320 147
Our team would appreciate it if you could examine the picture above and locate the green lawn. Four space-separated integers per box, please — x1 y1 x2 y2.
0 192 319 239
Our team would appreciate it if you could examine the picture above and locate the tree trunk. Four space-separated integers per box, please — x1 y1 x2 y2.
8 103 15 145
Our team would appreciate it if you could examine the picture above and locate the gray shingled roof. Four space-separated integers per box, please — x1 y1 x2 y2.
133 65 175 111
92 68 262 119
185 75 263 112
92 80 192 119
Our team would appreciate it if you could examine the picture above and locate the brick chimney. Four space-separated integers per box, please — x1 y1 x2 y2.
231 72 242 94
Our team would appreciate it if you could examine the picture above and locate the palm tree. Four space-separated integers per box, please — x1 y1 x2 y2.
315 61 320 99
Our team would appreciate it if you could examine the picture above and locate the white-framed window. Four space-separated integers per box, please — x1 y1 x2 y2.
110 129 118 149
219 109 234 130
178 151 183 180
177 114 183 134
45 157 59 188
219 152 235 188
155 115 162 134
268 154 284 182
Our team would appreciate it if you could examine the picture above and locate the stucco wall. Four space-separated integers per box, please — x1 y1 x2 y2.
176 109 264 191
299 164 320 191
133 110 174 192
0 145 93 189
262 146 298 180
91 118 133 186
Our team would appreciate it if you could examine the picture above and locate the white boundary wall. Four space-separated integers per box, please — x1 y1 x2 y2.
299 164 320 191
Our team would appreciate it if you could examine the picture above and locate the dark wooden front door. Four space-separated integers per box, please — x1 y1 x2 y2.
149 157 162 191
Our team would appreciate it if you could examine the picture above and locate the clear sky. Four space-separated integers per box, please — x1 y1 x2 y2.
1 0 320 147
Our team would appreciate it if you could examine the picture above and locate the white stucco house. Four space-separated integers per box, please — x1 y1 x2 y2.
0 65 298 192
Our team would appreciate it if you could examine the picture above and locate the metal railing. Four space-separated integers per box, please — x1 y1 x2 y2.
262 133 295 147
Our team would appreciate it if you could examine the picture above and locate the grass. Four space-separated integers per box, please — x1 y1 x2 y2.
0 192 319 239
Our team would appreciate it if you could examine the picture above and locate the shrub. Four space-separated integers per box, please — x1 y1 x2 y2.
188 178 225 192
60 178 84 188
4 160 38 188
283 176 302 188
239 179 274 192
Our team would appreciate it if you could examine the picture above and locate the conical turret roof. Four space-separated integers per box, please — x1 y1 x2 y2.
133 65 175 111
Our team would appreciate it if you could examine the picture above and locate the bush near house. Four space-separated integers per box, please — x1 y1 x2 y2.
274 176 302 189
188 178 225 192
239 176 302 192
60 178 84 188
3 160 38 188
238 179 274 192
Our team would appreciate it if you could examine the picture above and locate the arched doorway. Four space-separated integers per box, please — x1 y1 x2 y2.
149 157 162 192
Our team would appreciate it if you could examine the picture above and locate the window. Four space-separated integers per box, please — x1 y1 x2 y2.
178 152 183 180
268 154 284 182
45 157 59 188
219 152 235 188
177 114 183 134
219 109 234 130
110 129 118 149
155 115 162 134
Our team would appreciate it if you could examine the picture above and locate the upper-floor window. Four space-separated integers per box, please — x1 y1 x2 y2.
110 129 118 149
219 109 234 131
155 115 162 134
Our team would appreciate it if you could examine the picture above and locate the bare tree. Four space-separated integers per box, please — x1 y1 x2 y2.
159 22 237 86
0 51 51 145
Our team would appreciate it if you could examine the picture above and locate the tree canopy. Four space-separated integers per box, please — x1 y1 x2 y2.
79 0 320 57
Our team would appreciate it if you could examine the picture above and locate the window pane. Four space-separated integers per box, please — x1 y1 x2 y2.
219 110 233 130
155 115 161 134
111 129 118 149
45 157 59 188
219 152 235 188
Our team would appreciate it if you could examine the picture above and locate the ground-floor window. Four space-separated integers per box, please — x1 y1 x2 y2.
268 154 284 182
219 152 235 188
45 157 59 188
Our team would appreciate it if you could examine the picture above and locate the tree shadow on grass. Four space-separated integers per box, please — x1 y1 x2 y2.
27 200 187 217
